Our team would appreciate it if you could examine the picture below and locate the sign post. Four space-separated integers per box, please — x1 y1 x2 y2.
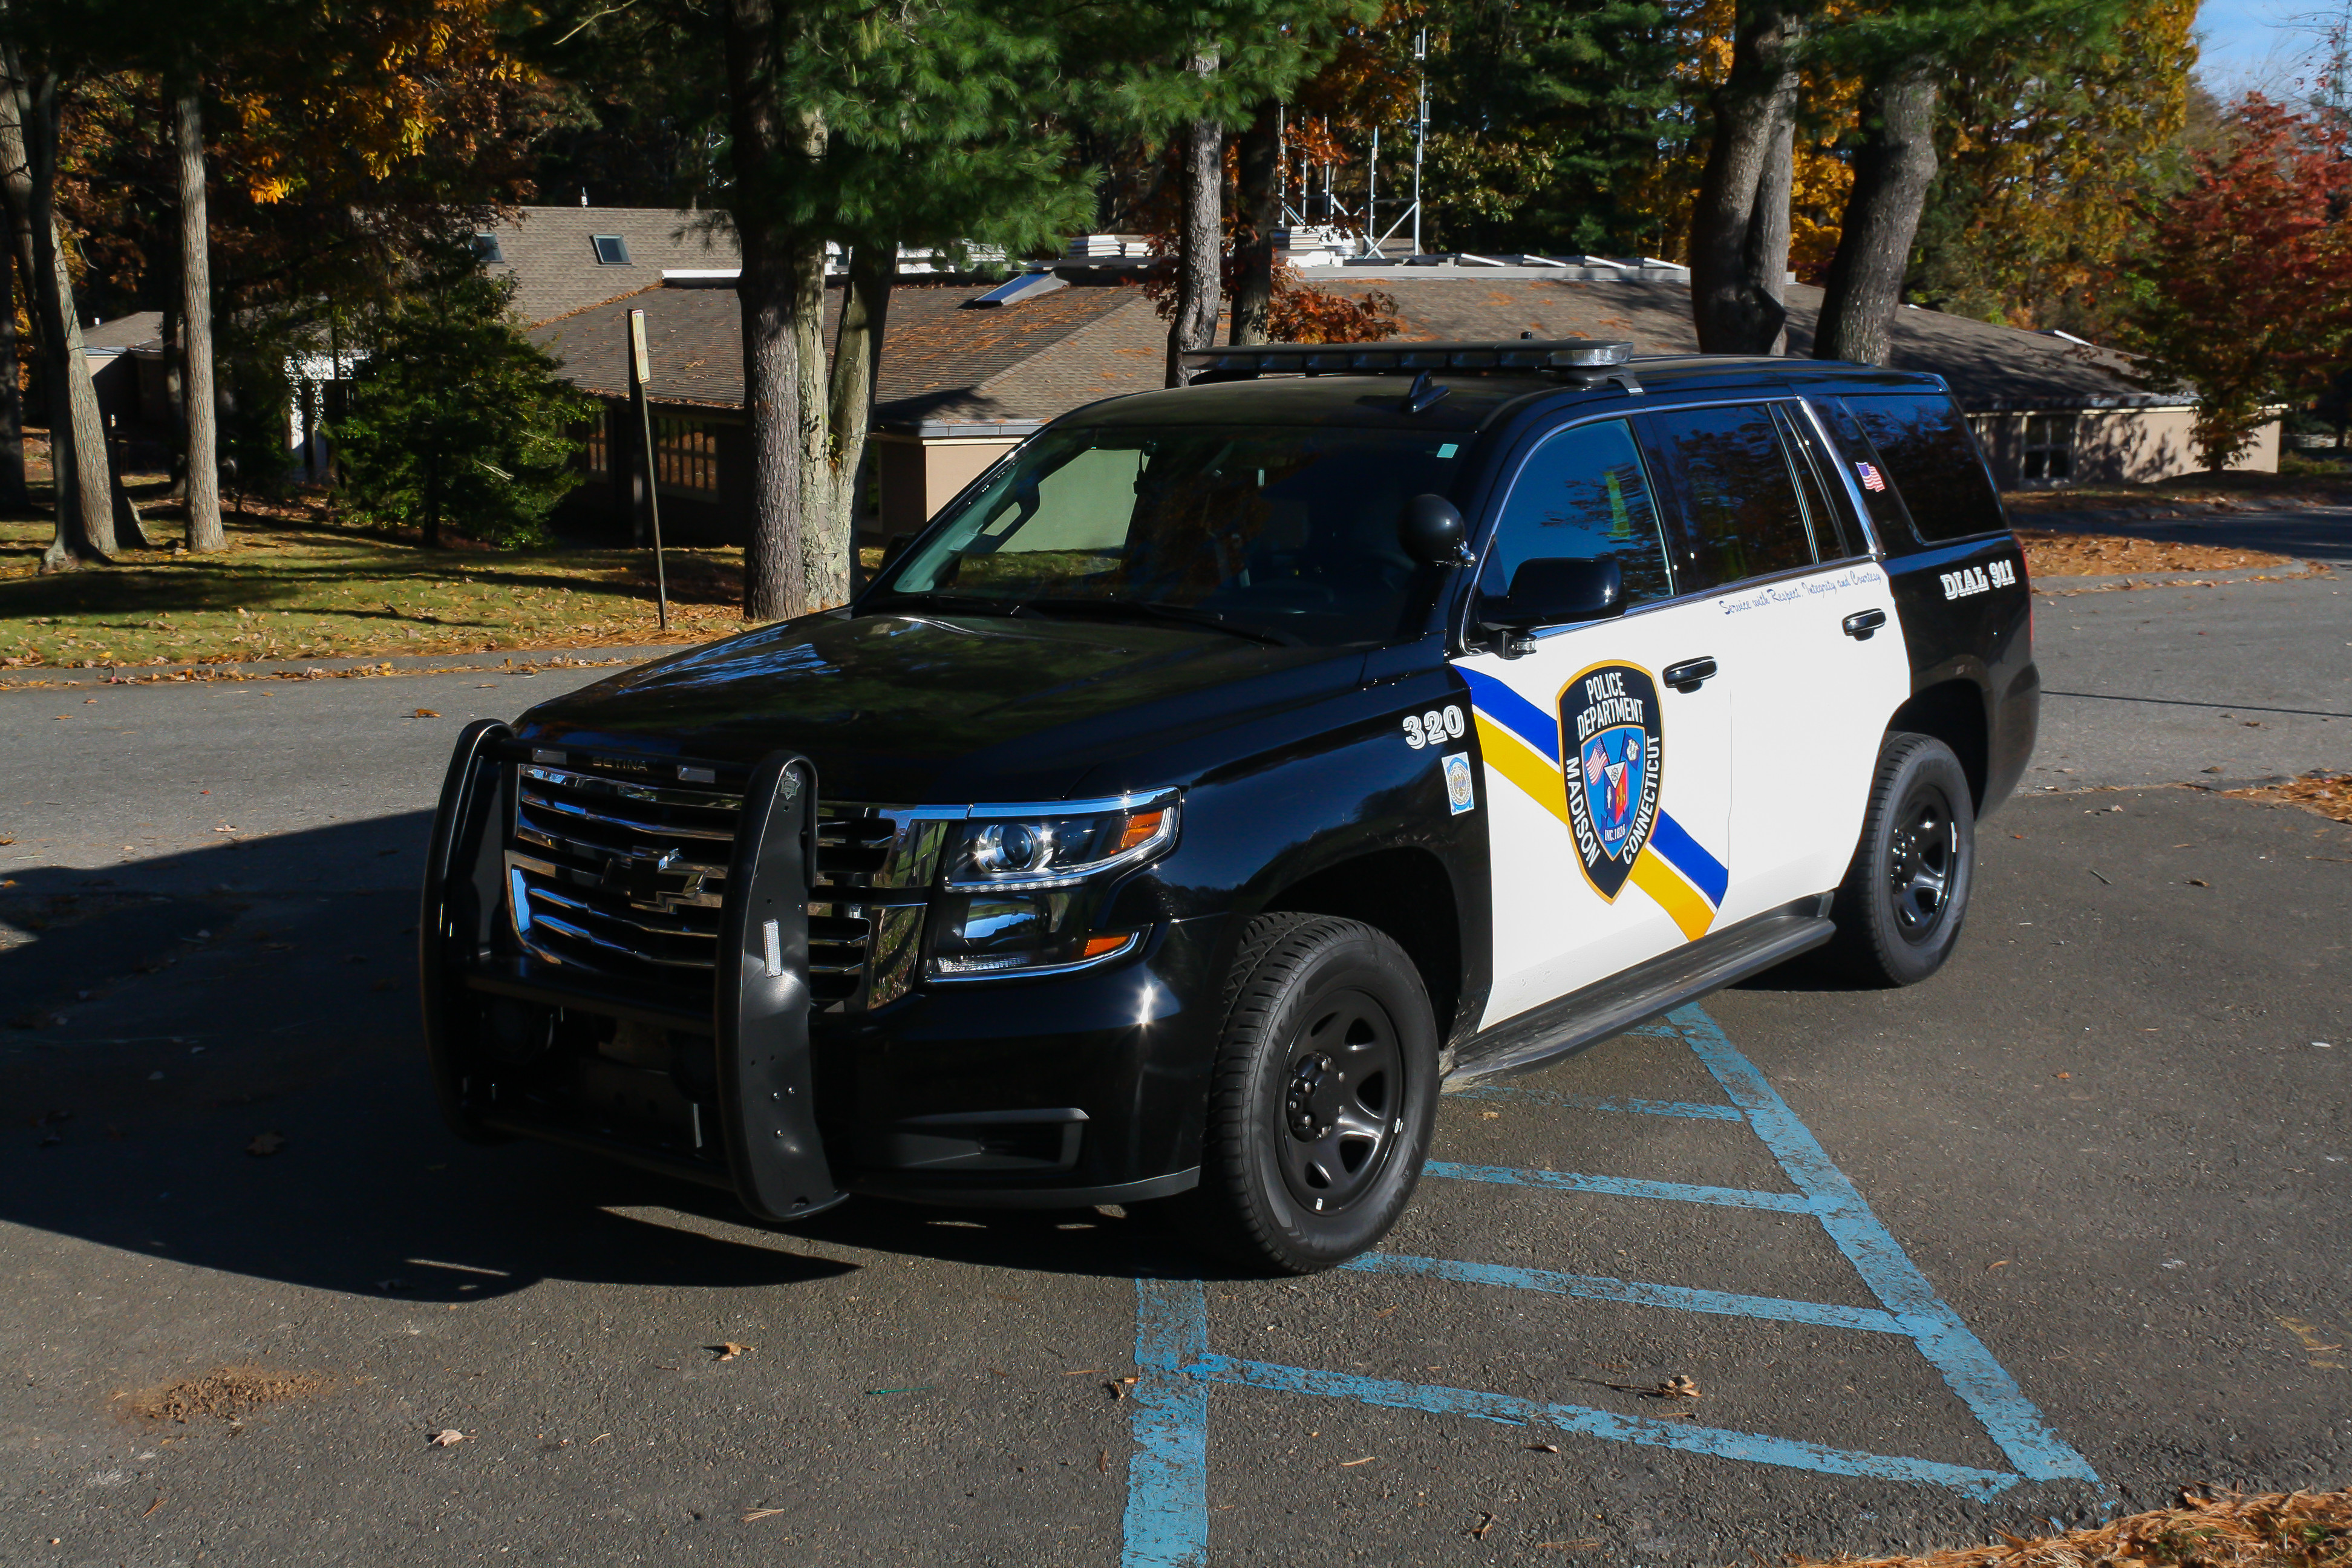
627 308 670 631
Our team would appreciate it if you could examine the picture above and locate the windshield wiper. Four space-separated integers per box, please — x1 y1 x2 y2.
1018 598 1293 647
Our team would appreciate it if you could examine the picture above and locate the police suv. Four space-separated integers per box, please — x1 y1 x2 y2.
422 341 2034 1273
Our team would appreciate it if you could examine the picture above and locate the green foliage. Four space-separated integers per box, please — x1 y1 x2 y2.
1425 0 1686 254
330 269 595 547
212 307 305 503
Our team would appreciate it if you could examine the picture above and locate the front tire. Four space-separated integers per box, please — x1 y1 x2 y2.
1824 731 1976 987
1166 915 1439 1274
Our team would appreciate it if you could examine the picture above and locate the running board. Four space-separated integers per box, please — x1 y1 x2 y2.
1445 900 1834 1086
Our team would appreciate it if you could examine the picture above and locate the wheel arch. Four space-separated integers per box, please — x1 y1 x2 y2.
1889 678 1991 811
1257 846 1463 1045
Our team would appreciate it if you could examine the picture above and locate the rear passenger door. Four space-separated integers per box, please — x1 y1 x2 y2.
1452 417 1736 1031
1641 400 1912 922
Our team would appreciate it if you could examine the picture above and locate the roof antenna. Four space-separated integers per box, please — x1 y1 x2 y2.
1400 369 1451 415
580 186 589 207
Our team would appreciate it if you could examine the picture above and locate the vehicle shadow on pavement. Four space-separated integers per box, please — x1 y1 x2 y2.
4 818 1197 1305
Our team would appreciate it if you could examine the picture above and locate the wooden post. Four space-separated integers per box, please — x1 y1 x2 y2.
628 308 669 632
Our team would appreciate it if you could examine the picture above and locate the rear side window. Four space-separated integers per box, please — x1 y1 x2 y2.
1843 393 2006 543
1642 403 1817 591
1481 419 1675 607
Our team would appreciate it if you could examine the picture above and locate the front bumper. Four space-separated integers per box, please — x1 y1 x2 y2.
420 724 1217 1217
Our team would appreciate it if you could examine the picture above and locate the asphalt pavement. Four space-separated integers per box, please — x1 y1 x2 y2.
2 548 2345 1566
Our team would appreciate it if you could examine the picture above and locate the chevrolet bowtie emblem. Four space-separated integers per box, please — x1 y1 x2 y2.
605 847 697 909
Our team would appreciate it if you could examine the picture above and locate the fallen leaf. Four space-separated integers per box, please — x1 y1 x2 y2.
2054 1071 2072 1080
1473 1512 1498 1539
142 1495 164 1518
1480 1109 1500 1120
710 1343 753 1362
413 708 440 719
2188 878 2210 887
246 1132 285 1157
1987 1259 2011 1271
742 1508 787 1523
1105 1382 1126 1401
1525 1443 1560 1453
1658 1374 1700 1399
1537 1540 1602 1550
1339 1455 1375 1467
429 1428 466 1448
1063 1368 1108 1376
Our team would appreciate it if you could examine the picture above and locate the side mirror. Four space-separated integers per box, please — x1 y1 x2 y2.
1399 493 1474 566
1477 556 1624 633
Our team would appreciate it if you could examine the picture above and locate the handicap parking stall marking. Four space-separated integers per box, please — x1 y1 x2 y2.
1122 1003 2101 1567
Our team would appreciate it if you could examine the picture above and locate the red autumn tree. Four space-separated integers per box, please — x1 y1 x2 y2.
2118 93 2352 469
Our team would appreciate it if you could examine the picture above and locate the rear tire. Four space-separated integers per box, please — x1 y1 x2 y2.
1824 732 1976 987
1161 915 1439 1275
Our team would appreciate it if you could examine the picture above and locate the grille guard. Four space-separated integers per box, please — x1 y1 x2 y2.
420 725 841 1222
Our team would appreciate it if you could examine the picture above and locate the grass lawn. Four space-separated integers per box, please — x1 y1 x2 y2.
2 462 753 672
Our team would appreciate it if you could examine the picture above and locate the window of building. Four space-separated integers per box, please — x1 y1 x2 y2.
473 232 504 264
655 417 721 495
590 234 632 266
2022 413 2076 482
580 416 609 475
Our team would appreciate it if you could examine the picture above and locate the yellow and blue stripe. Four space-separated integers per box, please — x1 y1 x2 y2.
1456 665 1728 941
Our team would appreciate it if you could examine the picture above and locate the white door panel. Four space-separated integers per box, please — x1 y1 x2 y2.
1714 560 1913 920
1455 600 1733 1030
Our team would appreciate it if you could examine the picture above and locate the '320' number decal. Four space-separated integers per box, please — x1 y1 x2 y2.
1402 705 1465 750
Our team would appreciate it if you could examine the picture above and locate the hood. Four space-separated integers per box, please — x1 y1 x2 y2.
513 609 1370 803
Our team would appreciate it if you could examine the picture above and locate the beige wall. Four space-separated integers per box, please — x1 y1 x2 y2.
872 433 1025 543
1970 408 2281 489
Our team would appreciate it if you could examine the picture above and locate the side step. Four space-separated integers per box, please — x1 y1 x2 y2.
1445 900 1835 1086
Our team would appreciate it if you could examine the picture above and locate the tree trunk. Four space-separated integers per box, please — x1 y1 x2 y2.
1229 99 1279 347
176 83 223 551
1814 70 1940 367
1751 113 1793 356
0 50 113 566
724 0 831 622
1687 0 1802 355
1165 50 1223 388
0 229 23 509
826 240 892 594
422 449 440 548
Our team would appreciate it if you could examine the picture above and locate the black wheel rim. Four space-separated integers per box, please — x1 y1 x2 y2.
1276 988 1403 1217
1884 780 1958 944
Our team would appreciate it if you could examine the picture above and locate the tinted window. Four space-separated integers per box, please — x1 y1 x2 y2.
1480 419 1673 607
1645 404 1817 590
1844 393 2005 542
1774 405 1860 559
880 424 1465 647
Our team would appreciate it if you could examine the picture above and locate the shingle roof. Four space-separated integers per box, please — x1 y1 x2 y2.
526 278 1145 423
484 206 740 327
82 310 163 354
527 269 2179 426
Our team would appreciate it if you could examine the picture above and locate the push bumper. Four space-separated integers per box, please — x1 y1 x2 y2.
420 723 1217 1217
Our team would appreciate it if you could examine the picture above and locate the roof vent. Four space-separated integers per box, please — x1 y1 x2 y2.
966 270 1068 309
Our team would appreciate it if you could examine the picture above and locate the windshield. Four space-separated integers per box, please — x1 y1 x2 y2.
867 424 1468 645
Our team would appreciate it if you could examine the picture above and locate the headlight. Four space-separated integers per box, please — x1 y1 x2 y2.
929 793 1177 979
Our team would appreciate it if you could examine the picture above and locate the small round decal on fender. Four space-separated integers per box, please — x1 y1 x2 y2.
1559 663 1664 902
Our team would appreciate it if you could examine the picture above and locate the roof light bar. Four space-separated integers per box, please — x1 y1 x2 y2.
1180 338 1635 376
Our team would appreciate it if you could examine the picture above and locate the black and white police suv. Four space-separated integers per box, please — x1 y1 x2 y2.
422 341 2034 1273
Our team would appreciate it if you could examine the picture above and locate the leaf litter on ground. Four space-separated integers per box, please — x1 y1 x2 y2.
1784 1488 2352 1568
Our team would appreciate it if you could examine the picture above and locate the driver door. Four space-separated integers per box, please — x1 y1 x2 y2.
1452 416 1735 1031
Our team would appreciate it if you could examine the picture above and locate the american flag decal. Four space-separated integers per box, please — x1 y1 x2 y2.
1856 462 1887 492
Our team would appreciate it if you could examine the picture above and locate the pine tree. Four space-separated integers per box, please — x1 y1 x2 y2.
331 270 594 548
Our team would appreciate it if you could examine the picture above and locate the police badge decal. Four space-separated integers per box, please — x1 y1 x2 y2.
1558 664 1664 901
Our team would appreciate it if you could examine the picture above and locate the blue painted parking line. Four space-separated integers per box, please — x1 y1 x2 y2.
1123 1005 2100 1564
1453 1083 1748 1121
1673 1006 2102 1485
1428 1160 1814 1213
1340 1252 1909 1334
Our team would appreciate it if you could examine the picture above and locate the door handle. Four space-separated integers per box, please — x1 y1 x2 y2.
1662 657 1717 693
1843 609 1887 641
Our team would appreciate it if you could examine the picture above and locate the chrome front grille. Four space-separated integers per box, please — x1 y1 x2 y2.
504 757 946 1011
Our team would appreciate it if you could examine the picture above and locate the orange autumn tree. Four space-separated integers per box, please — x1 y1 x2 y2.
2117 92 2352 468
